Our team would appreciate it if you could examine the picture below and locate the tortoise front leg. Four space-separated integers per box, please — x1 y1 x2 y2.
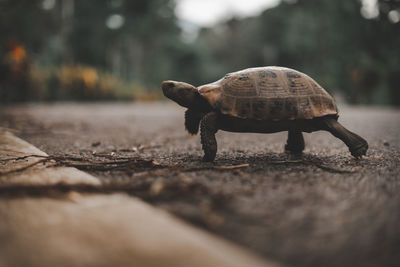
200 112 218 162
285 130 305 155
185 109 202 135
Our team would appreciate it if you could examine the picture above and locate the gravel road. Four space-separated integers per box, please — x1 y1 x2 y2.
1 102 399 267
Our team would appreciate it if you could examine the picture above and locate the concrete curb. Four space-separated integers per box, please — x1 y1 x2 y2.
0 131 280 267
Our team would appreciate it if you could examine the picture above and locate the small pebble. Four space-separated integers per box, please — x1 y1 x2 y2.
65 191 83 203
150 179 165 196
383 140 390 146
91 141 101 147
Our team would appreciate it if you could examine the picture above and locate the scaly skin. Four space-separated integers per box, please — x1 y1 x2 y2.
285 130 305 155
185 109 202 135
198 114 368 162
320 117 368 158
200 112 218 162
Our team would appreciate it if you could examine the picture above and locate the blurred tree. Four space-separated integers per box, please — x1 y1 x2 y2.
69 0 183 86
0 41 32 102
0 0 399 104
0 0 58 55
374 0 400 105
196 0 400 105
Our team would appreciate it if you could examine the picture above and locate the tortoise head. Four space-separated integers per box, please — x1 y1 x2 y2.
162 80 200 108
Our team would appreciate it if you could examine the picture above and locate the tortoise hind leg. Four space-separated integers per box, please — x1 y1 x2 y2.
320 117 368 158
200 112 218 162
285 130 305 155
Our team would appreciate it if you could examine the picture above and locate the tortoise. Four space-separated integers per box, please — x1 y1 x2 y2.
162 66 368 162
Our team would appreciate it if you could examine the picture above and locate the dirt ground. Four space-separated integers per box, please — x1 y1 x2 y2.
1 102 399 267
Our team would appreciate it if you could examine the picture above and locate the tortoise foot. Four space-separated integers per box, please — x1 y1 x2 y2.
284 146 304 156
202 153 216 162
286 152 303 161
350 140 368 159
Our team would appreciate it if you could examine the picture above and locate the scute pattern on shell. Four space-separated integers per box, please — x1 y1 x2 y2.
199 67 338 121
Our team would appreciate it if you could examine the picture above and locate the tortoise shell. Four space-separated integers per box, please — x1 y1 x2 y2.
198 67 338 121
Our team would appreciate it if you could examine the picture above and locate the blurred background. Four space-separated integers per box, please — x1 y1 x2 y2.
0 0 399 105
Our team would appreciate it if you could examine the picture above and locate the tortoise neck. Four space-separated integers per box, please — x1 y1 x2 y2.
191 94 213 112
